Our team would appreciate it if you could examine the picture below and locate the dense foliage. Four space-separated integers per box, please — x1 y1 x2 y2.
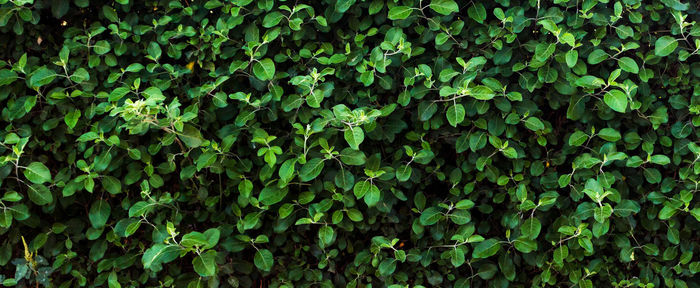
1 0 700 287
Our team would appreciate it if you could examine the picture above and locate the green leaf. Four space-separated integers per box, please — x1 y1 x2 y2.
89 199 111 228
658 205 677 220
587 49 608 64
593 205 613 223
450 210 471 225
193 250 217 277
565 50 578 68
642 243 659 256
654 36 678 57
560 32 576 46
520 218 541 240
364 184 380 207
262 11 284 28
29 67 56 88
346 209 363 222
147 42 161 59
660 0 688 10
109 87 130 101
618 57 639 74
553 245 569 265
502 147 517 159
181 232 210 247
396 165 412 182
524 117 545 131
253 58 276 81
689 208 700 222
614 200 641 217
378 259 396 276
102 176 122 194
258 186 288 206
603 90 628 113
278 159 297 182
128 201 153 217
64 109 81 129
141 244 181 271
0 211 11 228
28 184 53 206
650 155 671 165
318 225 335 246
469 85 495 100
0 69 18 86
538 65 558 83
578 237 593 254
388 6 413 20
643 168 662 184
455 134 469 153
598 128 621 142
336 0 356 12
430 0 458 15
23 162 52 184
575 75 605 89
306 90 324 108
93 40 112 55
467 3 486 23
77 132 99 142
299 158 324 181
359 71 374 86
103 6 119 22
57 46 69 65
472 238 501 258
454 199 475 210
354 181 370 199
179 125 204 148
196 151 216 171
344 127 364 150
108 270 121 288
142 86 165 101
568 130 588 146
558 174 571 188
340 149 366 166
368 0 383 14
70 68 90 83
420 207 442 226
254 249 274 272
534 43 556 61
418 101 438 120
691 262 700 273
446 104 465 127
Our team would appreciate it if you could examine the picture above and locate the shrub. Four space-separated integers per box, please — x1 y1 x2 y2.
1 0 699 287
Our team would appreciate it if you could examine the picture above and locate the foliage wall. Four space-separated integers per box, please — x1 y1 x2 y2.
1 0 700 287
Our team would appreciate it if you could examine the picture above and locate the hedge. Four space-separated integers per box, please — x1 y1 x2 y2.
1 0 700 287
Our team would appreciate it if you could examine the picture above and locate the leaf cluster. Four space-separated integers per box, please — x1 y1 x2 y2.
0 0 700 287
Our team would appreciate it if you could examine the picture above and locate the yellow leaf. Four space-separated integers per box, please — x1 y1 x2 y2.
22 236 33 263
186 61 195 71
